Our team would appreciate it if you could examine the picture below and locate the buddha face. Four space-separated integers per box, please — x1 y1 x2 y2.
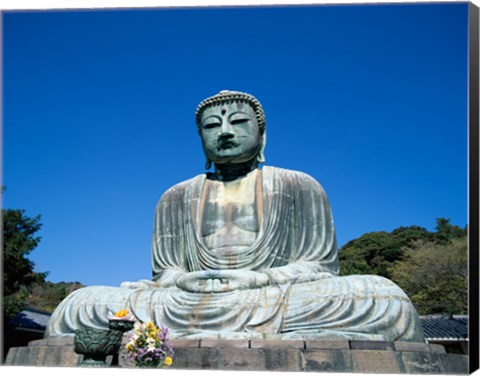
200 101 262 165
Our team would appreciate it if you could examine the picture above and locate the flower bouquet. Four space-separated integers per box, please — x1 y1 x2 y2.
123 321 174 368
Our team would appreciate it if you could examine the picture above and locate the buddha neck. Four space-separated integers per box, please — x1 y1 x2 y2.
212 160 259 182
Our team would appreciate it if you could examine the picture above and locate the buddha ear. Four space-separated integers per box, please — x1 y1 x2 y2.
205 158 212 170
256 132 266 164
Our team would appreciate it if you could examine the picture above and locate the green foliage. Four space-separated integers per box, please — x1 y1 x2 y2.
3 288 31 320
2 198 84 317
339 225 433 278
389 237 468 314
25 281 84 313
434 218 467 244
339 217 468 315
339 218 466 280
3 209 47 319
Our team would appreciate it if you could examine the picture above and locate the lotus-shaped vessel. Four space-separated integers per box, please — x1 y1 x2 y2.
74 328 123 367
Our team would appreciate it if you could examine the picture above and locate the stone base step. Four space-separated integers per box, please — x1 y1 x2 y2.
4 338 469 373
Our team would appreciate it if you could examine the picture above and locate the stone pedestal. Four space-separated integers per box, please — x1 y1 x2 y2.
4 337 468 374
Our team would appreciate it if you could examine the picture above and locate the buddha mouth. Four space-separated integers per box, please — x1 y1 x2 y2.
217 140 239 149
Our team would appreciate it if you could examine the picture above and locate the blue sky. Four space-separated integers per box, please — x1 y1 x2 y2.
2 3 469 287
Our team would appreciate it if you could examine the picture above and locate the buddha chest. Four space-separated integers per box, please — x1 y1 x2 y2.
201 170 260 254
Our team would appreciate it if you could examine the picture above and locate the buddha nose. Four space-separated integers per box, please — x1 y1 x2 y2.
220 121 234 137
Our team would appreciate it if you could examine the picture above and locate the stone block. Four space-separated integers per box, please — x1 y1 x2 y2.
10 347 28 366
170 339 200 348
439 353 469 374
394 341 430 352
306 340 350 350
42 346 80 367
200 339 248 348
250 339 304 349
261 348 302 371
351 349 401 373
28 339 48 347
429 343 447 353
301 349 354 372
170 348 266 371
169 348 209 369
159 346 301 371
219 348 269 371
5 347 32 366
4 347 19 365
12 348 27 365
29 337 74 347
48 336 75 346
349 340 395 351
399 351 445 374
25 346 48 366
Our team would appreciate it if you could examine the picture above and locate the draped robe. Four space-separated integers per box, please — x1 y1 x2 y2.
45 166 424 342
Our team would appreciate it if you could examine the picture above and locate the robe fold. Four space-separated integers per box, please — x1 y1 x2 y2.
45 166 424 342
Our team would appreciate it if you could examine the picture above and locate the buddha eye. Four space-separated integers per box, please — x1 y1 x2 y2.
202 115 222 129
230 117 250 125
203 121 221 129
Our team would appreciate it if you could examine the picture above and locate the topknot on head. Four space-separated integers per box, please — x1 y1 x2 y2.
195 90 266 134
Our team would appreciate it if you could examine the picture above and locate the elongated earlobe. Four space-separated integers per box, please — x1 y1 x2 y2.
256 133 267 164
257 151 265 164
205 159 212 170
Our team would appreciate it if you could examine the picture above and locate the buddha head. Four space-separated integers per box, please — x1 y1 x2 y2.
195 90 266 169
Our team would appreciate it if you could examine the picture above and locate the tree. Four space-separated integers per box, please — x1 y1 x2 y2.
25 281 84 313
339 225 433 279
3 209 47 320
389 237 468 315
339 218 465 280
339 218 468 315
339 231 393 277
434 218 467 244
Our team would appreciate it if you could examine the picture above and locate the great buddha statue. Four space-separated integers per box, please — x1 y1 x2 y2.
46 90 425 342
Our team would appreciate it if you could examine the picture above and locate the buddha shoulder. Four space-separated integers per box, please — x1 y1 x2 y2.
263 166 328 196
155 174 205 207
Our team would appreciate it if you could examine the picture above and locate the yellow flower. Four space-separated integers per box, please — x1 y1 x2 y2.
145 321 156 331
134 321 143 332
114 309 129 318
164 356 173 366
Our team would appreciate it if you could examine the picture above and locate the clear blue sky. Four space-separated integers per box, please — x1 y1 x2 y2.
3 3 469 287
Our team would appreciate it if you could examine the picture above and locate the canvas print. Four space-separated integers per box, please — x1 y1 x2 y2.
2 1 477 374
